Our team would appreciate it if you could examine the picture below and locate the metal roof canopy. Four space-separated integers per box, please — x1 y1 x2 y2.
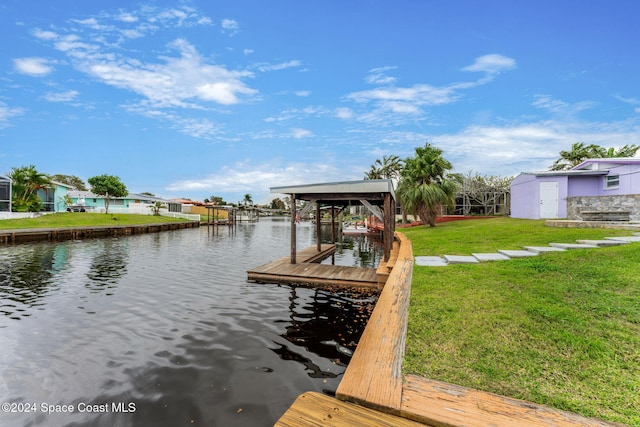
271 180 396 264
271 179 395 206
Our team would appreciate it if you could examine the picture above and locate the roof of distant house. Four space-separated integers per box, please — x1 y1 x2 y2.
572 157 640 170
68 190 177 203
169 198 205 206
517 157 640 178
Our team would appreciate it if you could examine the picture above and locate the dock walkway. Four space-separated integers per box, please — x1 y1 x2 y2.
247 244 379 288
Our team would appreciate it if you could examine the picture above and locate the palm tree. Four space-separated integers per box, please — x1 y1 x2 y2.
550 142 640 170
375 155 403 182
550 142 599 170
600 144 640 158
243 193 253 206
365 155 406 222
365 155 404 181
364 165 383 180
8 165 52 212
396 143 458 227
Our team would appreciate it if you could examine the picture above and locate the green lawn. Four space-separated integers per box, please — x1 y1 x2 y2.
0 212 191 229
402 218 639 426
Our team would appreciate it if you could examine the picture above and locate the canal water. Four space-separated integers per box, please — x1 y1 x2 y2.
0 218 382 427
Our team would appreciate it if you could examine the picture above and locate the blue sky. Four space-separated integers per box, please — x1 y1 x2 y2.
2 0 640 204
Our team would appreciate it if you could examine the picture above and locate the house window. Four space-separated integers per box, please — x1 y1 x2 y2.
111 199 125 206
604 175 619 190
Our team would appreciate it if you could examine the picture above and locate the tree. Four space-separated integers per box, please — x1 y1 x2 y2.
8 165 53 212
396 143 459 227
87 174 128 214
209 196 226 205
50 174 88 191
459 171 513 215
242 193 253 206
149 201 165 216
598 144 640 158
550 142 640 170
364 155 403 181
270 197 286 210
365 154 405 221
364 165 383 180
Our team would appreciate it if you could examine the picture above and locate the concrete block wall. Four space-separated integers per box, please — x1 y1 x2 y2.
567 194 640 221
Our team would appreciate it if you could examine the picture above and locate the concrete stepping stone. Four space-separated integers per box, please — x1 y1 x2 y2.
576 239 629 247
605 236 640 242
472 253 511 261
443 255 479 264
498 250 538 258
415 256 448 267
523 246 567 253
549 243 598 249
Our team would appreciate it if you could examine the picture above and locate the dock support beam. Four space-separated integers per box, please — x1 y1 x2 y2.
383 193 395 261
290 193 297 264
316 203 322 252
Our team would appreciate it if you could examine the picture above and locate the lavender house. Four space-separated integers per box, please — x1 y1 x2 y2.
510 158 640 220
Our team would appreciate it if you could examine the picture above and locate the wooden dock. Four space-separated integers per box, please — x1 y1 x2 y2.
275 233 622 427
247 244 379 289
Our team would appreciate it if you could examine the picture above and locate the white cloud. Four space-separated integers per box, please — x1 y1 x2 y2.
291 128 313 138
532 94 595 115
32 29 57 40
166 160 349 203
117 13 138 23
347 84 457 112
462 54 516 75
430 118 640 177
295 90 310 97
335 107 354 120
13 57 54 76
47 32 257 109
123 103 221 139
43 90 79 102
366 66 398 85
532 95 569 113
256 60 302 72
344 54 517 125
221 18 239 35
0 102 24 129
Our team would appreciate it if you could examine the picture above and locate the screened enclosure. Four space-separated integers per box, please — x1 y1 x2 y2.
0 176 10 212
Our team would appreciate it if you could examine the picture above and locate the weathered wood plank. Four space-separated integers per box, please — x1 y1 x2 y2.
336 233 413 413
247 245 379 288
401 375 622 427
275 392 425 427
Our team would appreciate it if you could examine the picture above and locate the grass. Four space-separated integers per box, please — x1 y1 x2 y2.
402 218 639 426
0 212 190 229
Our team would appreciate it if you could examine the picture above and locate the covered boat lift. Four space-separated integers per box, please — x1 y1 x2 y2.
271 179 396 263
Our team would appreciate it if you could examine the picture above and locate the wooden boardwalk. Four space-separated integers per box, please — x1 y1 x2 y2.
247 245 379 288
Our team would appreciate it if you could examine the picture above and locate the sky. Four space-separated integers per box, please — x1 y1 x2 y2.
2 0 640 204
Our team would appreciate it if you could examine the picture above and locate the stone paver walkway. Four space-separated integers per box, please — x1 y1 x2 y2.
415 232 640 267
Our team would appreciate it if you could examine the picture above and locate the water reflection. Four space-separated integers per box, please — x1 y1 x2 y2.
85 239 129 293
0 219 379 427
277 286 378 369
332 233 383 268
0 244 69 320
